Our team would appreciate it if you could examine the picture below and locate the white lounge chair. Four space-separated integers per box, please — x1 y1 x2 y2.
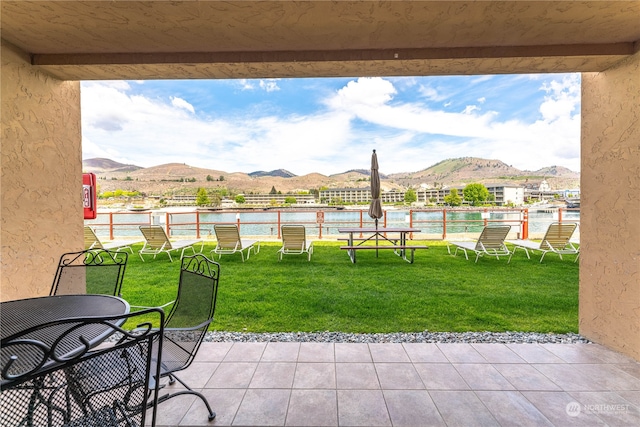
211 224 260 262
138 225 203 262
447 225 512 263
507 222 579 262
84 226 140 254
278 225 313 261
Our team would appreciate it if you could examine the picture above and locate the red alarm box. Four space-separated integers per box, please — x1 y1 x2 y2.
83 173 97 219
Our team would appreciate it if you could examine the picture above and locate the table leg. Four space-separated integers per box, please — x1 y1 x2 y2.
348 233 356 263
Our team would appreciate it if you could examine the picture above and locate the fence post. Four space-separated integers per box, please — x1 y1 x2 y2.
196 210 201 239
165 212 171 236
277 210 281 239
558 207 563 223
359 210 363 238
522 208 529 240
109 212 114 240
442 209 447 240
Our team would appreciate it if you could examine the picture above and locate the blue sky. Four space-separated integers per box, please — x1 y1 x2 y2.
81 73 581 176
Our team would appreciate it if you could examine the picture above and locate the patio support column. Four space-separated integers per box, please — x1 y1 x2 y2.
579 47 640 360
1 40 83 300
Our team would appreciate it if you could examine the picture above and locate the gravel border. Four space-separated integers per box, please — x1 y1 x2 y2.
202 331 591 344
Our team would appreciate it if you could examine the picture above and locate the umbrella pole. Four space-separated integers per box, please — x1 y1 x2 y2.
375 218 379 257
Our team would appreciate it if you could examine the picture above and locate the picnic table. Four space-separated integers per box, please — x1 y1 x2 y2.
338 227 428 263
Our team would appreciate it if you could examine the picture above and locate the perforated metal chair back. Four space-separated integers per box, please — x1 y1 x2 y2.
0 308 164 427
50 249 128 297
162 254 220 374
148 254 220 421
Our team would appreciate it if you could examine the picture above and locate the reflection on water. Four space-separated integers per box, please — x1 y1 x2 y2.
86 208 580 239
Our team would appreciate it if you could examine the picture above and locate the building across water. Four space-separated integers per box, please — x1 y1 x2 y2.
319 188 405 204
164 184 576 208
418 185 525 206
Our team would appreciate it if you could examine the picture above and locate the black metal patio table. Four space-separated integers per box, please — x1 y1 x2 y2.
1 294 130 358
1 294 130 425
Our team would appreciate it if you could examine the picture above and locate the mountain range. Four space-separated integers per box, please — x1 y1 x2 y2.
83 157 579 196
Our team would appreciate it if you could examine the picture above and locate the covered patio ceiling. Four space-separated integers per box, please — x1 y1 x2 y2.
2 1 639 80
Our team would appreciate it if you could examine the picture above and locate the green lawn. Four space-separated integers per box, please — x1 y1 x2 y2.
121 241 579 334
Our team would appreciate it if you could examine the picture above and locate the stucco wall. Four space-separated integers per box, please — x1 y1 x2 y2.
580 50 640 360
1 40 83 301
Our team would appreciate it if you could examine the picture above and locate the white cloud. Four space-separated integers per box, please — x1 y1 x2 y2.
462 105 480 115
328 77 397 110
470 75 493 84
418 85 448 102
170 97 195 114
82 83 358 174
87 80 131 91
328 77 579 172
237 78 281 92
238 79 254 90
81 74 581 175
82 136 113 160
539 74 580 122
259 79 281 92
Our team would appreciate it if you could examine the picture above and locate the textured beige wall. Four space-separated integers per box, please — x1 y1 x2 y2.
1 40 83 301
580 50 640 360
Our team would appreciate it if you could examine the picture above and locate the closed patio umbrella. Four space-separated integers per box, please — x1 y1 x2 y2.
368 149 383 256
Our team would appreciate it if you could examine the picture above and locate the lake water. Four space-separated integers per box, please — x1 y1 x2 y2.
87 208 580 240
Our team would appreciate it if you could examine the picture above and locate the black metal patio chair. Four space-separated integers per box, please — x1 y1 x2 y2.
50 249 128 297
0 308 164 427
149 253 221 421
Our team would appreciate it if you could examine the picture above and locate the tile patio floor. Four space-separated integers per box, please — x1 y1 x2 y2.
149 342 640 426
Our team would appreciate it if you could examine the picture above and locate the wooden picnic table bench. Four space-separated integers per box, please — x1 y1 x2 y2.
340 244 429 263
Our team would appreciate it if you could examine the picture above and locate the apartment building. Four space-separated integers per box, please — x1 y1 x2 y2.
241 193 316 205
418 185 524 206
319 188 371 203
319 188 406 204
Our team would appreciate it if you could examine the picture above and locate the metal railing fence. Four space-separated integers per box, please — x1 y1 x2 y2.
86 207 580 241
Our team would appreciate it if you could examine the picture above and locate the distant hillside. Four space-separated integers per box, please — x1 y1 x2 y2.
533 165 579 178
83 158 142 173
388 157 579 189
392 158 521 180
249 169 297 178
339 169 369 176
334 169 389 179
85 157 578 196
